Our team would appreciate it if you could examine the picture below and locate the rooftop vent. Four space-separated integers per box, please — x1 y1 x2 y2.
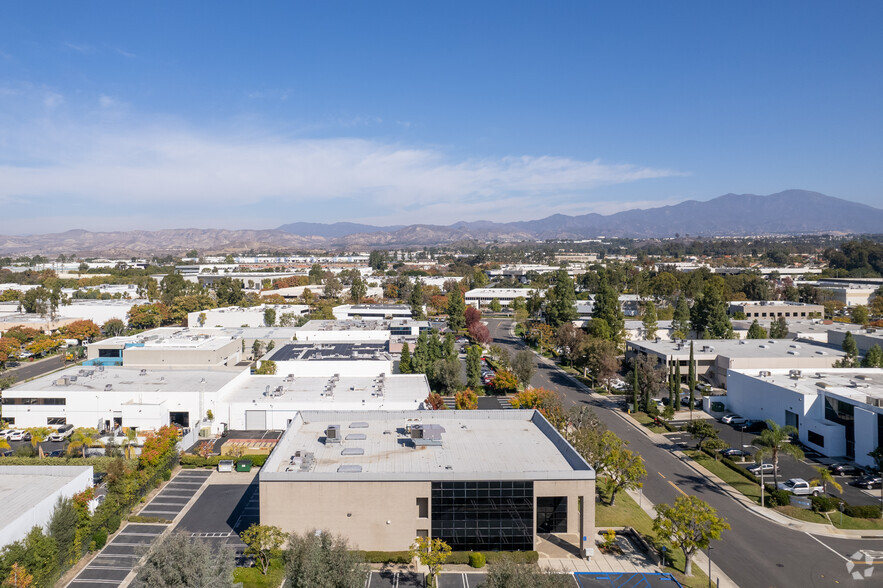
337 465 362 473
324 424 341 444
341 448 364 456
104 384 113 391
349 422 369 428
345 433 367 441
139 369 147 376
410 424 445 446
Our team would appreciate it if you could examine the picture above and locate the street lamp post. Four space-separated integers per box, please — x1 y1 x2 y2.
708 546 713 588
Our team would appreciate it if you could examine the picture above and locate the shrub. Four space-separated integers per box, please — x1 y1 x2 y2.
844 504 882 519
92 529 108 550
161 469 172 481
766 488 792 507
356 551 412 564
469 552 486 568
811 495 841 513
484 551 539 565
107 515 122 533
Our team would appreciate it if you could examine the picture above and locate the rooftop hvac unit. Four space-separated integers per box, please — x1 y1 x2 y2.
325 425 341 443
139 369 147 376
789 370 802 379
98 366 105 372
55 376 70 386
104 384 113 391
759 370 772 377
69 376 77 382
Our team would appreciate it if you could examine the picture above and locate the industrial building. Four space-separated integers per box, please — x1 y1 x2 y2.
726 368 883 468
332 304 415 321
727 300 824 320
85 328 243 368
464 288 540 309
0 466 94 547
828 327 883 356
259 410 595 554
626 338 846 389
265 342 394 378
187 304 309 328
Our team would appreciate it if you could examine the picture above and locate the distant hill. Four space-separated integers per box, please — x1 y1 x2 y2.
276 221 403 239
2 190 880 255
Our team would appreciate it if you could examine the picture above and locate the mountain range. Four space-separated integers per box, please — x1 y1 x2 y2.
1 190 880 256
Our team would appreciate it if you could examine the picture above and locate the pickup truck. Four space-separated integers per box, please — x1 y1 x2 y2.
777 478 824 496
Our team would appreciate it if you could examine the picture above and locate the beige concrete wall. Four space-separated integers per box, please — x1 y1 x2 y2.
123 338 241 366
260 480 432 551
534 480 595 549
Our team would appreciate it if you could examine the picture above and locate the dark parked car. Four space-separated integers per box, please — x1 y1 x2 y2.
46 449 65 458
854 475 883 490
720 448 749 458
740 420 768 433
828 463 864 477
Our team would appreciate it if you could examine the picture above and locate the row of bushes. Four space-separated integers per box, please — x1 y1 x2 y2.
179 453 268 468
699 446 760 484
0 456 138 472
356 550 538 565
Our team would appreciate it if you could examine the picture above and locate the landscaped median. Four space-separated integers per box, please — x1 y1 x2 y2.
683 449 883 531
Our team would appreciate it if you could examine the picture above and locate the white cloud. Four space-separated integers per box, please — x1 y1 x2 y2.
0 100 686 229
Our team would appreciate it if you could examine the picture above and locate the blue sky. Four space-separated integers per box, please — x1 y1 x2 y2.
1 1 881 234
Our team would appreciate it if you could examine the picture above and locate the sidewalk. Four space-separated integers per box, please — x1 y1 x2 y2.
610 394 883 539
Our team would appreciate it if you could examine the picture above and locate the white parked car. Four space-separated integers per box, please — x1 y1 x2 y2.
6 430 27 442
747 462 777 476
0 429 15 440
48 424 75 442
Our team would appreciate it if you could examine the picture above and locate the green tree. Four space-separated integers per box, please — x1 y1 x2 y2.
322 273 342 299
812 466 843 497
399 342 412 374
747 319 768 339
67 428 98 458
239 524 285 576
671 295 691 339
602 437 646 506
592 273 623 341
159 273 187 305
673 362 682 410
132 532 234 588
691 281 733 339
631 364 639 412
368 250 387 271
488 298 502 313
252 339 264 358
410 537 451 588
512 349 536 388
214 277 244 306
308 263 324 285
653 496 730 576
254 360 277 375
752 419 804 486
769 316 789 339
349 277 367 304
47 497 78 568
842 332 859 361
686 419 718 449
851 305 870 325
642 301 658 339
410 280 425 318
285 530 367 588
431 358 462 395
635 355 665 413
466 345 482 389
862 344 883 368
446 288 466 331
526 289 543 318
688 341 697 416
263 307 276 327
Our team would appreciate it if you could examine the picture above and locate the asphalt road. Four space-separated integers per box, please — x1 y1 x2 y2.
486 319 883 588
1 354 66 383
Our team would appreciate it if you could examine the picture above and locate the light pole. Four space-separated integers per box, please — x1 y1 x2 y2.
708 546 713 588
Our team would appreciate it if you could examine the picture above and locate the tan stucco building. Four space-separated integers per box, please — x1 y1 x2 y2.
259 410 595 555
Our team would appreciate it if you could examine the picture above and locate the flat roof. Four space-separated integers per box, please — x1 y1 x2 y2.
223 373 429 410
298 319 428 332
261 409 595 482
731 368 883 403
730 300 820 307
8 366 240 394
0 466 92 521
629 338 845 360
268 342 391 362
465 288 541 297
92 328 236 351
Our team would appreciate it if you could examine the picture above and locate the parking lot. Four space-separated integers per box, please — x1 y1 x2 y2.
67 524 166 588
368 570 425 588
65 469 212 587
665 417 879 506
177 470 260 556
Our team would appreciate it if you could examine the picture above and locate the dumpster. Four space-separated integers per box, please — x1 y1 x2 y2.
217 459 234 472
235 459 253 472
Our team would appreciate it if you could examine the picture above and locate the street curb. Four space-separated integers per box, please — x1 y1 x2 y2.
608 397 883 539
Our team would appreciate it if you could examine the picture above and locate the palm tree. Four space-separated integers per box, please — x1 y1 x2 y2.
813 466 843 497
752 420 803 486
121 428 137 459
28 427 51 458
0 438 10 453
68 428 101 458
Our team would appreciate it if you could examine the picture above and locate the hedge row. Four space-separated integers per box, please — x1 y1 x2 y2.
845 504 882 519
699 446 760 484
355 550 538 565
179 454 268 468
0 456 138 472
